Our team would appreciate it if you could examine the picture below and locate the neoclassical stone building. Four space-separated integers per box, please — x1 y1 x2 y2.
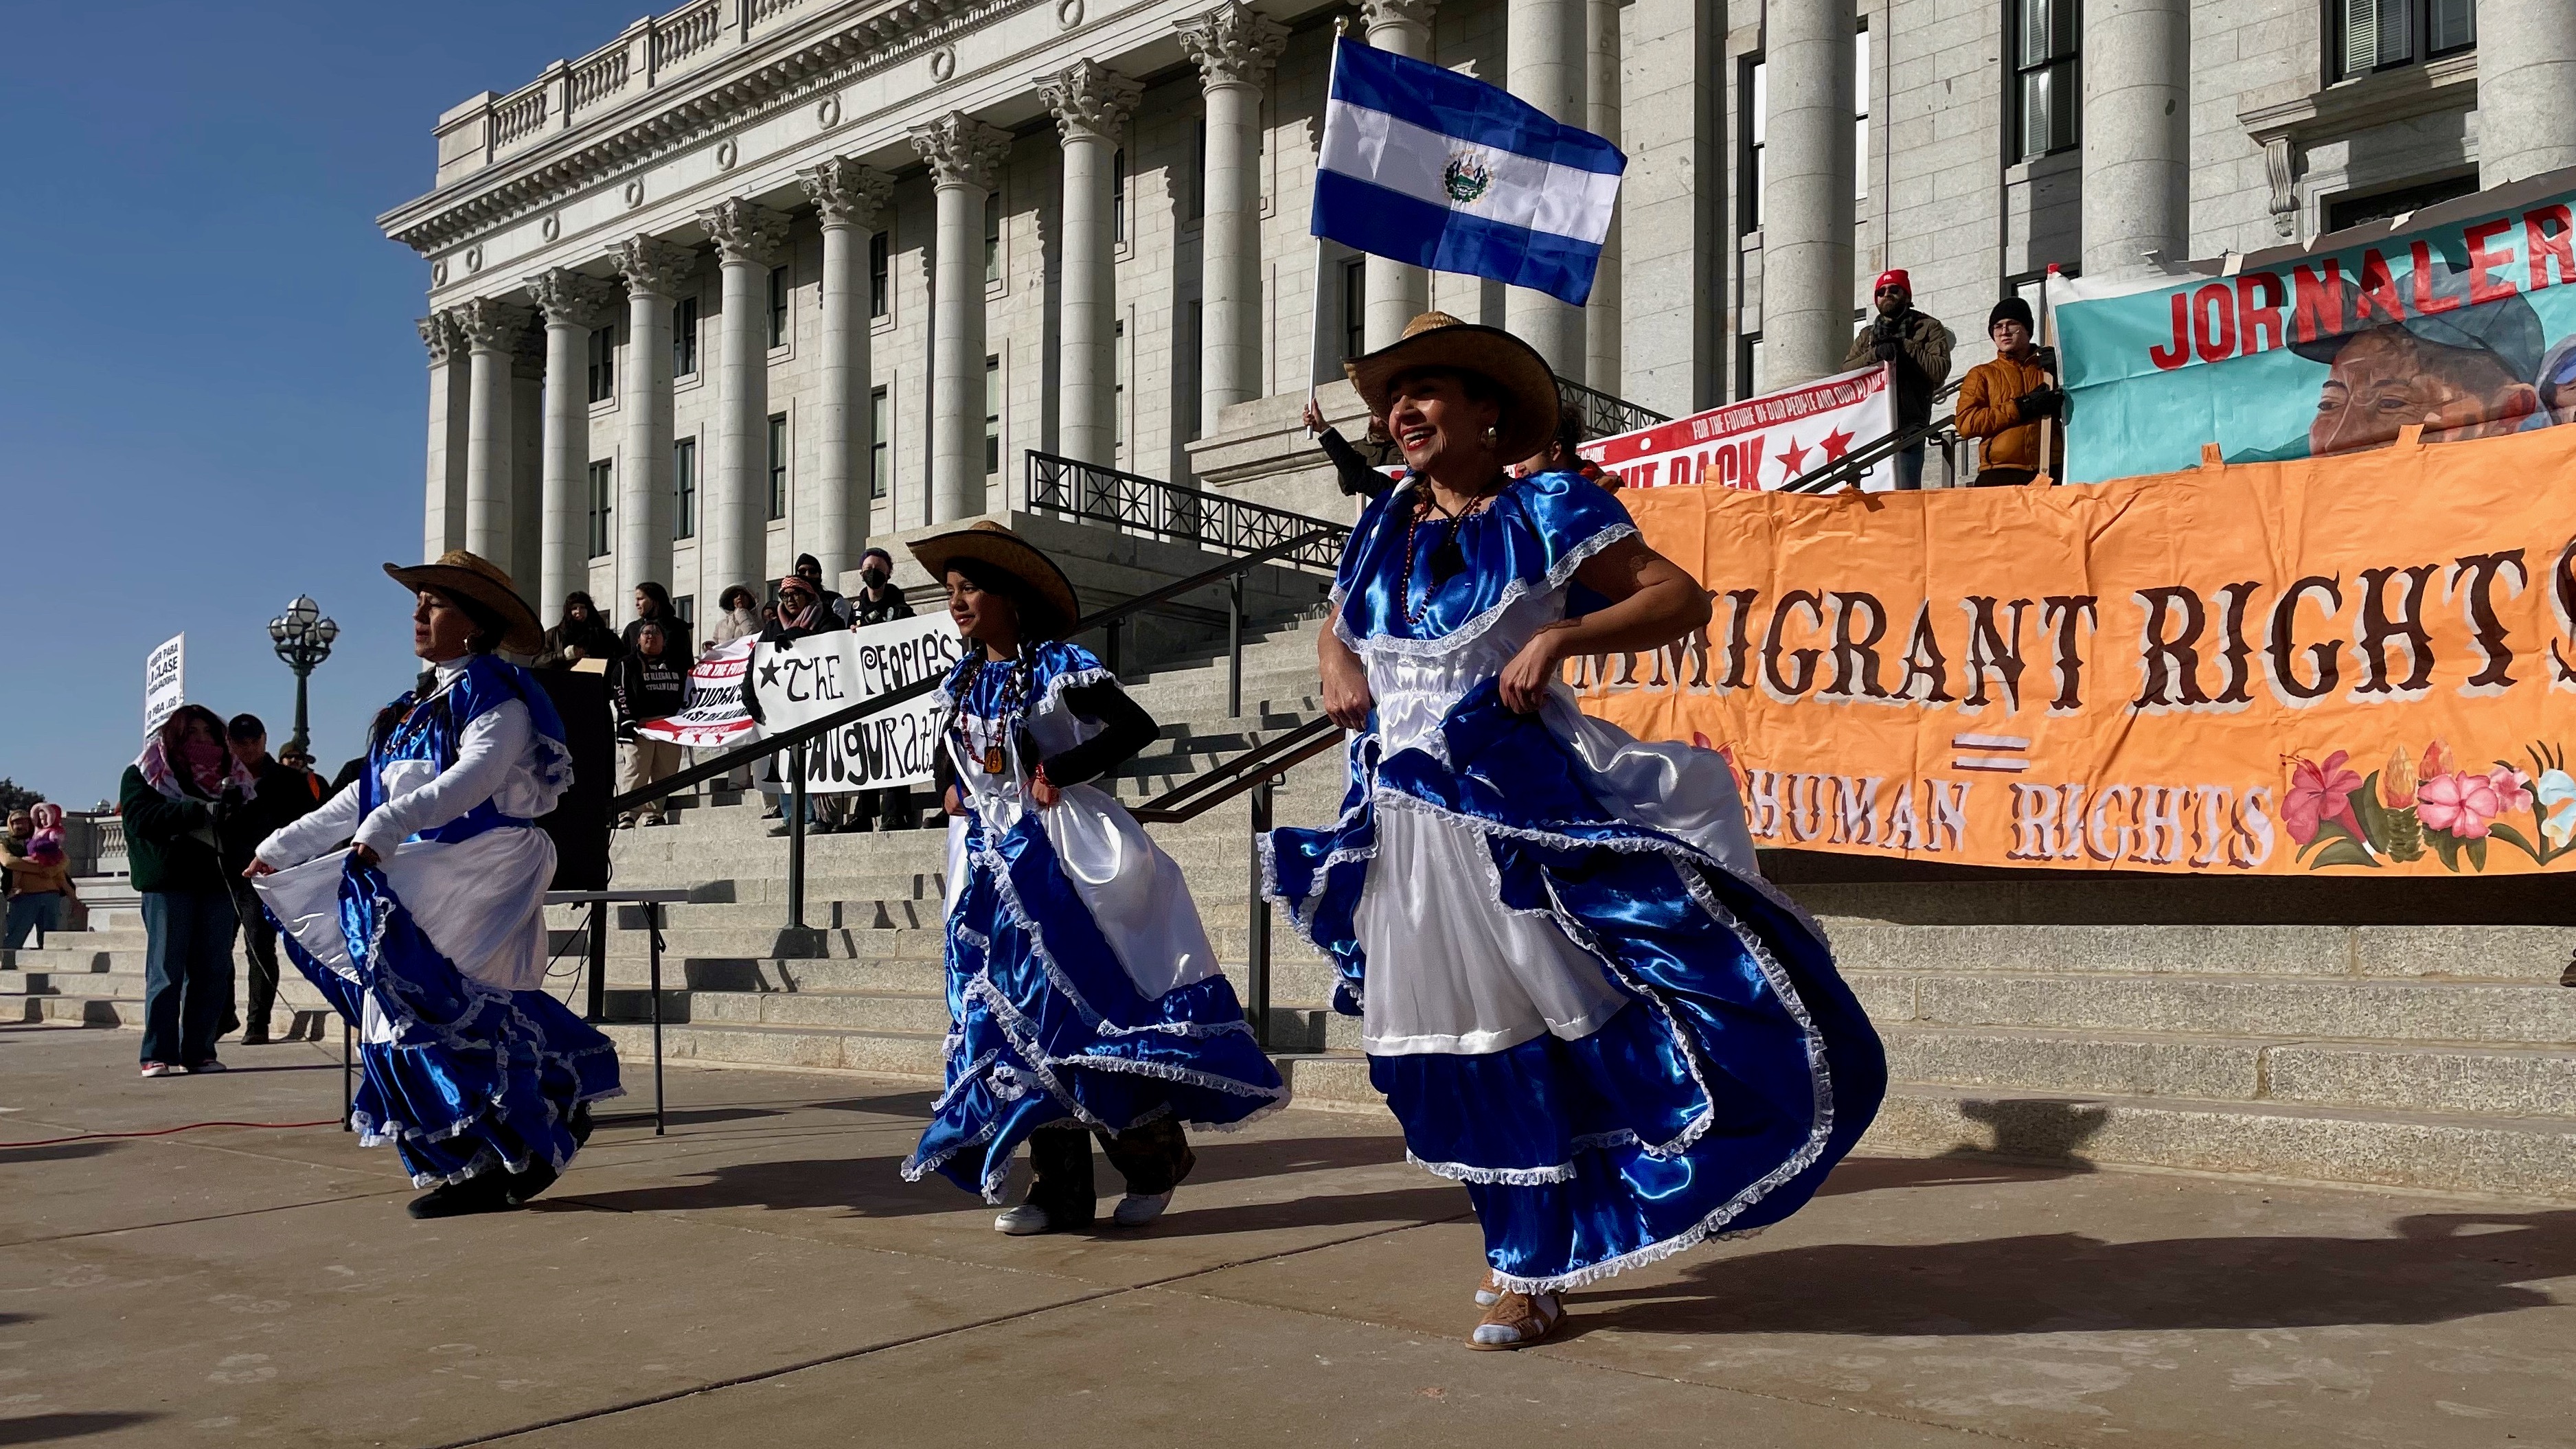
381 0 2576 617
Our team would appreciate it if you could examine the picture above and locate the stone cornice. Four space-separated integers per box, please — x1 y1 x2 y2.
700 197 795 264
454 297 536 350
525 267 619 327
1177 2 1288 89
377 0 1047 257
799 157 895 229
909 111 1012 190
1038 60 1143 145
609 234 699 298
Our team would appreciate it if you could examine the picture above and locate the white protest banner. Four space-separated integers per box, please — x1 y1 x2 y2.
751 614 964 793
635 639 757 748
1578 363 1899 492
144 635 185 732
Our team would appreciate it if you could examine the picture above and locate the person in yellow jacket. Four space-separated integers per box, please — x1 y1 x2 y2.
1955 297 2065 487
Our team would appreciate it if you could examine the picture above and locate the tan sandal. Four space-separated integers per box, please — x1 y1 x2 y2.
1468 1288 1564 1350
1475 1270 1503 1307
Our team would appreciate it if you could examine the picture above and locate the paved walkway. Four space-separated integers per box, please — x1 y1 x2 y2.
3 1023 2571 1448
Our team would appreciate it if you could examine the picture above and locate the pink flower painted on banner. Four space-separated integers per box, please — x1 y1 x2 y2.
2417 771 2506 838
2282 751 2364 845
2486 765 2533 817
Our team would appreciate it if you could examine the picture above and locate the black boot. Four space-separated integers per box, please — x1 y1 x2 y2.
406 1172 518 1220
503 1158 561 1207
570 1102 595 1146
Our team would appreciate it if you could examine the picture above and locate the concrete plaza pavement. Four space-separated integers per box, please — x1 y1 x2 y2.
4 1023 2573 1448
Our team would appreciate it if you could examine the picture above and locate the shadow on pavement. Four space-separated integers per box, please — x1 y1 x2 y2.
593 1106 788 1130
1139 1185 1471 1240
1569 1207 2576 1337
0 1143 119 1164
0 1411 162 1446
1816 1154 2090 1198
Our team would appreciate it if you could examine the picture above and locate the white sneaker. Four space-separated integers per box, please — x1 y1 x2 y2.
992 1203 1055 1235
139 1061 176 1078
1111 1191 1172 1228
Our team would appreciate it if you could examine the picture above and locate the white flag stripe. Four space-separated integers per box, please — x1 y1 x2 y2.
1320 100 1621 246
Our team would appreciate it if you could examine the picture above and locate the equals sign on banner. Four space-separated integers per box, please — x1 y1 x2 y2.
1950 733 2031 773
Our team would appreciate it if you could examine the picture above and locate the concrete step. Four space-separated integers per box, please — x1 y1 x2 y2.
604 986 953 1035
1827 921 2576 983
5 991 338 1041
1857 970 2576 1045
1863 1082 2576 1200
601 1020 947 1077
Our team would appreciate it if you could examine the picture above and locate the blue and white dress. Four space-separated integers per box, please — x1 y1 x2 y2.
255 654 622 1187
904 641 1289 1201
1265 471 1886 1293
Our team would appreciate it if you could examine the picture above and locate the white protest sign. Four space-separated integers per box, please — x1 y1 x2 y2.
1579 363 1900 492
144 635 185 732
635 639 757 748
751 614 964 793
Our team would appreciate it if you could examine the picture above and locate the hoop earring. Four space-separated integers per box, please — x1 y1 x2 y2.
1482 425 1498 446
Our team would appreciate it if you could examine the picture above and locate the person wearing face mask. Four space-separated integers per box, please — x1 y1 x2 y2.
249 550 621 1219
122 704 256 1077
744 573 851 834
842 547 920 830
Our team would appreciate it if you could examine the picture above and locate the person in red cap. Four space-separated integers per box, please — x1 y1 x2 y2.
1843 268 1954 490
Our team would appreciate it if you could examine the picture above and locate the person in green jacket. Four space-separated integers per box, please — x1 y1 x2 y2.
121 704 251 1077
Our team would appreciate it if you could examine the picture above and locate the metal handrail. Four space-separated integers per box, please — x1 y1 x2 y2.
1555 374 1671 440
1025 450 1345 570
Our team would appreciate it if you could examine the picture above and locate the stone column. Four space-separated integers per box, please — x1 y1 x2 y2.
1584 0 1621 392
2080 0 2187 280
1043 61 1145 467
455 297 533 575
608 235 694 604
419 311 470 562
1359 0 1437 351
1503 0 1586 375
527 269 616 613
911 112 1012 522
799 160 894 581
2481 0 2576 187
700 198 793 597
1180 2 1288 437
1759 0 1857 387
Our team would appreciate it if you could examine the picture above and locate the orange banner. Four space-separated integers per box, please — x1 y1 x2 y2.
1573 426 2576 876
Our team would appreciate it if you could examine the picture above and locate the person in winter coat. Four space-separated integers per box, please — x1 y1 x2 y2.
842 548 921 830
1842 269 1955 490
705 584 762 651
1954 297 2065 488
122 704 251 1077
218 714 323 1044
535 592 626 670
611 621 689 827
744 573 850 835
622 582 692 661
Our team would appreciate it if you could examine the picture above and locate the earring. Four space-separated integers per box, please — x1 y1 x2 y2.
1483 425 1498 445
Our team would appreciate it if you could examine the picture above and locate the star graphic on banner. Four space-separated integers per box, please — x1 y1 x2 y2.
1775 434 1812 478
1817 426 1855 463
758 661 783 688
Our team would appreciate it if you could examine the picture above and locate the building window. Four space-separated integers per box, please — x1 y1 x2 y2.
2327 172 2479 231
672 437 696 540
768 413 789 520
767 265 790 347
586 324 615 403
1184 300 1203 443
984 355 1002 476
673 296 699 378
1191 119 1207 221
870 386 891 500
1113 319 1128 462
586 460 613 557
868 231 889 318
2333 0 2474 81
1740 57 1765 233
1854 21 1870 203
2012 0 2080 162
1342 256 1367 362
1111 148 1129 244
672 594 693 628
984 191 1003 284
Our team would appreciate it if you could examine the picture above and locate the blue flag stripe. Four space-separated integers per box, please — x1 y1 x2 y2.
1327 38 1625 176
1312 169 1602 307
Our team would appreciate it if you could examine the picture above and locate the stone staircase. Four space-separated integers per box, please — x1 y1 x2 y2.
12 606 2575 1201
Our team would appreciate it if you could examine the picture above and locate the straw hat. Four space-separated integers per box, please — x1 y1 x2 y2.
1343 311 1562 463
907 521 1081 641
383 549 545 655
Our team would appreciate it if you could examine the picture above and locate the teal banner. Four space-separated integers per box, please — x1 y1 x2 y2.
2051 186 2576 483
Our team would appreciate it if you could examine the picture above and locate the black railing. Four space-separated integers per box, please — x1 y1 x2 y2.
1025 450 1345 570
1555 375 1671 441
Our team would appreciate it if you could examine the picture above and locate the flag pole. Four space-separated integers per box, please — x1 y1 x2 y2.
1306 22 1349 437
2033 262 2060 486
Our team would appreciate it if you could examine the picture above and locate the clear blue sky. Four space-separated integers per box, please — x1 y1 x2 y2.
0 1 655 806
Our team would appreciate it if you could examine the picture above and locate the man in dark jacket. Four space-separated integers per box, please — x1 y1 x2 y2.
747 574 850 836
217 714 321 1045
840 548 921 830
1842 269 1956 490
611 621 689 828
793 554 847 630
122 705 239 1075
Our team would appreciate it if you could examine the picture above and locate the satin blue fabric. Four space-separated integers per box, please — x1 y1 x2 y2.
361 654 573 845
1270 479 1887 1290
907 649 1288 1202
273 863 622 1187
1335 468 1632 645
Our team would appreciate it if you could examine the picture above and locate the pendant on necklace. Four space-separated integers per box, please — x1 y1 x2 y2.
983 744 1007 775
1430 533 1467 584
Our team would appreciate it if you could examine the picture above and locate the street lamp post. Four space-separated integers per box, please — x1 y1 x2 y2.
266 595 339 756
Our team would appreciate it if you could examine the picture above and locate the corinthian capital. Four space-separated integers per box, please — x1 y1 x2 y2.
525 268 617 328
1040 60 1143 145
608 233 697 299
453 297 535 352
909 111 1012 192
1358 0 1438 35
418 310 464 365
799 158 894 230
700 198 794 266
1177 2 1288 89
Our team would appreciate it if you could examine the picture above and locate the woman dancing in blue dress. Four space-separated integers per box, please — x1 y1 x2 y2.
1266 314 1886 1348
251 551 621 1219
900 523 1288 1233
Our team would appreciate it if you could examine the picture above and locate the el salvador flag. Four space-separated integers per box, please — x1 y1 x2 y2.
1311 38 1625 308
